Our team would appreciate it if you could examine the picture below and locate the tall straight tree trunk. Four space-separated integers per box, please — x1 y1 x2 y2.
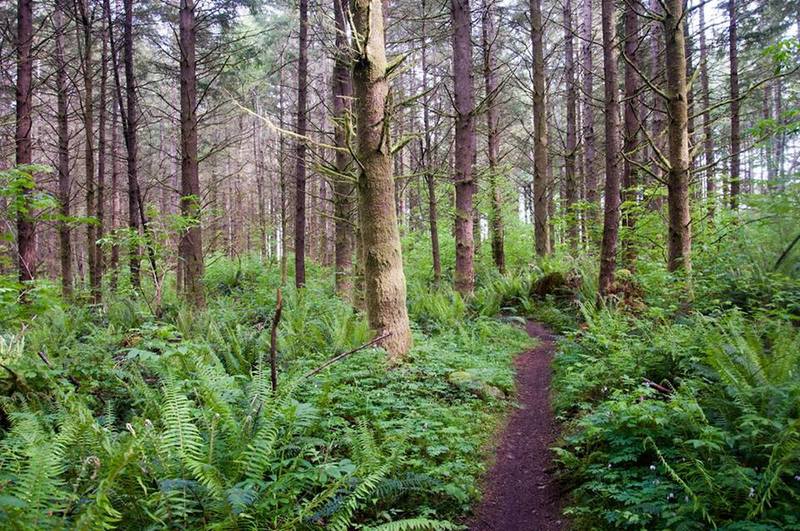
107 0 142 287
664 0 692 273
598 0 621 297
95 8 108 302
728 0 740 209
179 0 205 306
699 2 715 219
352 0 413 359
530 0 550 256
648 0 665 211
333 0 355 299
422 0 441 283
294 0 308 288
452 0 477 294
622 0 641 265
563 0 578 251
482 0 505 272
580 0 597 228
110 79 120 288
76 0 98 296
55 4 72 297
278 67 288 285
16 0 35 283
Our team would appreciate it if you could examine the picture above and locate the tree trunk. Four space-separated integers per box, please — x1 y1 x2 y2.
95 3 109 301
699 2 715 220
76 0 98 297
16 0 36 283
352 0 413 359
422 0 441 284
622 0 641 265
110 76 120 288
728 0 740 209
107 0 142 287
55 3 72 298
294 0 308 288
563 0 578 252
179 0 205 306
580 0 597 229
648 0 665 211
333 0 355 299
452 0 476 294
598 0 621 297
663 0 692 273
530 0 550 256
482 0 505 272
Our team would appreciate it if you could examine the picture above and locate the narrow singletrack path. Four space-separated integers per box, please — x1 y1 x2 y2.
469 321 565 531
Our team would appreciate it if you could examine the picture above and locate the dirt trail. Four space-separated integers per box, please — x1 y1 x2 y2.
469 321 565 531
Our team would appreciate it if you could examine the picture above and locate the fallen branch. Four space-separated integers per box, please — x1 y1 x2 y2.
643 378 672 396
303 332 392 379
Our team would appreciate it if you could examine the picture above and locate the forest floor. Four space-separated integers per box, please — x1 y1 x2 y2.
469 321 566 531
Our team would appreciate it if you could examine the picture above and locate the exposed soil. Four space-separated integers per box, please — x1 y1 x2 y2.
469 321 566 531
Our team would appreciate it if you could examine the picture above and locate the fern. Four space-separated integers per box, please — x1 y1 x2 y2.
364 518 462 531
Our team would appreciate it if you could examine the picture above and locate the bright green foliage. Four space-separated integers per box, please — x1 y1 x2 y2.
551 189 800 530
0 256 530 529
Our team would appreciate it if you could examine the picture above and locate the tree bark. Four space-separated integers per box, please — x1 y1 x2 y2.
421 0 441 284
16 0 36 283
333 0 355 299
598 0 621 297
76 0 98 297
482 0 505 272
107 0 142 287
178 0 205 306
530 0 550 256
351 0 413 359
580 0 597 229
563 0 578 252
452 0 476 294
728 0 740 209
294 0 308 288
55 3 72 298
622 0 641 265
279 66 288 285
699 2 715 219
663 0 692 273
96 6 108 301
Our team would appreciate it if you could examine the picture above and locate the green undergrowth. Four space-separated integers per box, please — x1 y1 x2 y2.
548 201 800 530
0 257 531 530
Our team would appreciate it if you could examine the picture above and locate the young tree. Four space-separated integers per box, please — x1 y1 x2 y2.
728 0 741 209
421 0 441 284
16 0 36 283
351 0 413 358
598 0 621 297
95 4 109 301
294 0 308 288
530 0 550 256
54 1 72 297
699 1 715 219
178 0 205 306
75 0 98 297
663 0 691 273
332 0 354 299
580 0 597 228
563 0 578 251
622 0 641 264
452 0 477 294
482 0 505 272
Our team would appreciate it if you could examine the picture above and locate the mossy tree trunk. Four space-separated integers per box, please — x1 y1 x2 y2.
351 0 413 359
663 0 692 273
